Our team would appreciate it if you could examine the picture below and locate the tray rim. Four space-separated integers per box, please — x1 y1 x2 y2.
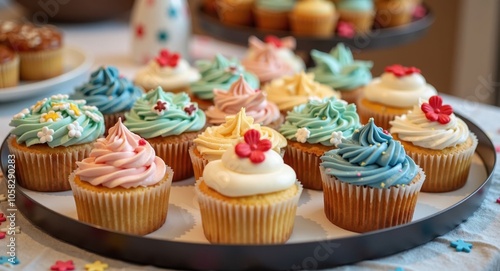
0 113 496 270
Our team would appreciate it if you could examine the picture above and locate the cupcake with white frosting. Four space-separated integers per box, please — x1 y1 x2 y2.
195 129 302 244
390 95 478 192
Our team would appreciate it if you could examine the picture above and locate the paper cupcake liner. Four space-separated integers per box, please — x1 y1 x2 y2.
320 166 425 233
289 13 338 37
69 166 173 235
189 145 209 181
357 98 408 130
215 0 254 26
375 2 414 27
338 10 375 33
404 133 478 192
195 179 303 244
253 7 289 31
18 47 63 80
7 136 92 192
149 139 194 182
283 144 327 190
0 54 19 88
103 112 126 135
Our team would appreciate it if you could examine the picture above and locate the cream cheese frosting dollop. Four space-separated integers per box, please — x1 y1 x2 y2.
363 65 437 108
390 97 470 150
75 119 167 188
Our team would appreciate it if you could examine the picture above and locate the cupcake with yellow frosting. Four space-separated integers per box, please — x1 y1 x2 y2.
189 107 286 180
279 97 361 190
8 94 105 191
124 87 206 182
390 95 478 192
357 64 437 130
320 118 425 233
69 119 173 235
289 0 338 37
134 49 200 93
264 72 341 114
196 129 302 244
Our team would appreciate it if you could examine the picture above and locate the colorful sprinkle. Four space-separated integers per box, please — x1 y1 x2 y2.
152 99 169 115
85 260 109 271
450 239 473 252
51 260 75 271
183 103 197 116
139 138 147 146
356 172 361 177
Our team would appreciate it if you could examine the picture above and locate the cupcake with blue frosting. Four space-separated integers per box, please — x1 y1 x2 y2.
71 66 143 133
320 118 425 232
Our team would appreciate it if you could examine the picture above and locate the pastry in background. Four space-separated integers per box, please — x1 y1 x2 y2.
134 49 200 93
0 45 19 88
7 94 105 191
253 0 295 31
390 95 478 192
195 129 302 244
375 0 415 28
337 0 375 33
215 0 255 26
289 0 338 37
71 66 143 133
70 119 173 235
308 43 373 105
357 64 436 129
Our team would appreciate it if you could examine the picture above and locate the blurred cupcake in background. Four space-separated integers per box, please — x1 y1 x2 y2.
253 0 295 31
216 0 255 26
375 0 415 28
0 45 19 88
337 0 375 33
289 0 338 37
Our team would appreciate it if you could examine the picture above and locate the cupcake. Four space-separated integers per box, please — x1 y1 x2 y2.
190 54 259 110
189 107 286 180
253 0 295 31
375 0 415 28
134 49 200 93
289 0 338 37
390 95 478 192
0 20 20 46
215 0 255 26
124 87 206 182
337 0 375 33
279 97 361 190
195 129 302 244
202 0 218 15
0 45 19 88
264 72 341 114
69 119 173 235
7 94 105 191
206 75 282 129
357 64 437 130
71 66 143 133
7 23 63 81
320 118 425 233
308 43 373 105
241 37 295 85
245 35 305 74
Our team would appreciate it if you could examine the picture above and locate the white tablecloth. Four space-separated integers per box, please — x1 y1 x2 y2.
0 10 499 271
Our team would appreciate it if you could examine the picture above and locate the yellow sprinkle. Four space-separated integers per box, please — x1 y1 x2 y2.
380 182 386 188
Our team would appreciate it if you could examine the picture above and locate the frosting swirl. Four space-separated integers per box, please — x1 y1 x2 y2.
75 119 167 188
264 72 340 112
9 94 104 147
389 98 470 150
320 118 419 188
124 87 206 138
71 66 143 114
308 43 373 91
134 57 200 91
194 108 286 161
190 54 260 100
279 97 361 145
245 36 305 73
205 75 280 125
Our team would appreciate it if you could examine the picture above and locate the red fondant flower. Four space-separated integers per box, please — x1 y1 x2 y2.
421 95 453 124
264 35 283 48
385 64 421 77
337 21 355 38
235 129 272 163
155 49 180 68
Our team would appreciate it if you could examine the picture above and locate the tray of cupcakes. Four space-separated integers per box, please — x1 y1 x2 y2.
196 0 435 52
0 40 496 270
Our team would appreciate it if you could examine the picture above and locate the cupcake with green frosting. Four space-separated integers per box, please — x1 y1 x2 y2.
320 118 425 232
337 0 375 33
124 87 206 181
72 66 143 133
7 94 105 192
309 43 373 104
279 97 361 190
190 54 259 110
254 0 296 31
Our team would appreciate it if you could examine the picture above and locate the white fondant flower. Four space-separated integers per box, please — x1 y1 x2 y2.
13 108 30 120
37 126 54 143
73 99 87 105
152 99 169 116
330 131 344 147
82 105 98 111
295 127 310 143
51 102 69 111
31 98 48 113
67 121 84 138
51 94 69 100
65 103 82 117
85 111 102 122
40 111 62 123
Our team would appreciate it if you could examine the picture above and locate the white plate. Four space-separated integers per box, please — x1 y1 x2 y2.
0 47 93 102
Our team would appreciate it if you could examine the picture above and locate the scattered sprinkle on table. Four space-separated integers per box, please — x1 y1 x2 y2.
450 239 473 252
85 260 109 271
51 260 75 271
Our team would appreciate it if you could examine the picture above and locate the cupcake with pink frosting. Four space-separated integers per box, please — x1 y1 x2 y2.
205 75 282 129
69 119 173 235
241 36 295 85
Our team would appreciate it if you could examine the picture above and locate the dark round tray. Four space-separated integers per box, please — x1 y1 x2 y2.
0 114 495 270
195 4 435 52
